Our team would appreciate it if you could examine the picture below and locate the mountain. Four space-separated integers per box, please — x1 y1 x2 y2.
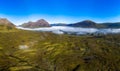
20 19 51 28
0 18 15 27
68 20 97 28
0 18 16 31
67 20 120 28
20 19 120 28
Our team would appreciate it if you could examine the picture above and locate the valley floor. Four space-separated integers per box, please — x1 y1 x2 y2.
0 30 120 71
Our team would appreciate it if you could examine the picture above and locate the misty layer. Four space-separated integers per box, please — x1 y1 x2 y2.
17 26 120 35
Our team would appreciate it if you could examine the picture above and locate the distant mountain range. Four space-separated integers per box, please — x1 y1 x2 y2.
98 22 120 28
51 20 120 28
67 20 96 28
1 18 120 29
66 20 120 28
18 18 120 28
51 23 67 26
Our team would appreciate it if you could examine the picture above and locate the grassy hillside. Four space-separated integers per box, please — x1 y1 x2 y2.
0 29 120 71
0 25 17 32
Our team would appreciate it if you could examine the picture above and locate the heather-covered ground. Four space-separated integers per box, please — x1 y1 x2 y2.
0 29 120 71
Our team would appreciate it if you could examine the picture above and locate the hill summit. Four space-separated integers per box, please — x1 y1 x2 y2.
21 19 51 28
68 20 97 28
0 18 15 27
0 18 16 31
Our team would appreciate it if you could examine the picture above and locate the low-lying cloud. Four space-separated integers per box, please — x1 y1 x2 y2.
17 26 120 35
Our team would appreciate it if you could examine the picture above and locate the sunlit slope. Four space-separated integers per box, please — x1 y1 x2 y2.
0 30 120 71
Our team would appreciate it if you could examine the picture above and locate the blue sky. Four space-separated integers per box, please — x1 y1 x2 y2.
0 0 120 25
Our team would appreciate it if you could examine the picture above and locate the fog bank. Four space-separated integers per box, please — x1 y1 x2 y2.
17 26 120 35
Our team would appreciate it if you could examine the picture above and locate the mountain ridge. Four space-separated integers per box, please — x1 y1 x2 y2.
20 19 51 28
1 17 120 28
68 20 97 28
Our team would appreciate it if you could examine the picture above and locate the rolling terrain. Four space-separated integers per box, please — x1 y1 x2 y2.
0 18 120 71
0 28 120 71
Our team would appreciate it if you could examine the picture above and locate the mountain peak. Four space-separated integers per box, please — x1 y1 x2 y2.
36 19 49 24
68 20 96 28
37 19 46 22
21 19 50 28
81 20 96 23
0 18 15 27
